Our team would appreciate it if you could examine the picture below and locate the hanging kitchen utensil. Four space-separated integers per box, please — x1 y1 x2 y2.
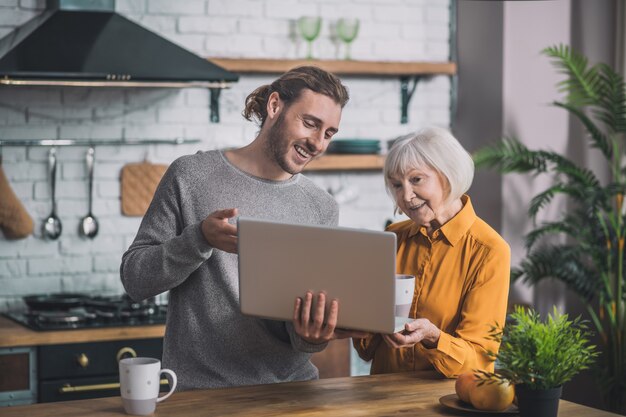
121 161 168 216
42 148 62 240
79 147 98 238
0 147 34 239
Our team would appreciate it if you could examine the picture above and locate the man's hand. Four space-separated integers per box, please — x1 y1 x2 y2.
201 208 238 253
382 318 441 349
293 292 369 344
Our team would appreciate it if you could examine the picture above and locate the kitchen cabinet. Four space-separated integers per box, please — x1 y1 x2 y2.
37 338 164 403
0 347 36 406
310 339 350 378
0 317 166 405
0 316 350 407
0 336 164 406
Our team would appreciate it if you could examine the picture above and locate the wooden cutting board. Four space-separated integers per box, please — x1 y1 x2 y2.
120 162 168 216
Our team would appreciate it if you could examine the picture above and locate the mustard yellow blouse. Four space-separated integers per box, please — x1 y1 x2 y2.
353 195 510 377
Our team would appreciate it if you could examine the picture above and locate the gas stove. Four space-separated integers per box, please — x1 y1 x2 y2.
4 293 167 331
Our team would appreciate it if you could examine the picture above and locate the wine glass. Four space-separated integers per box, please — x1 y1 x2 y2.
336 18 360 60
297 16 322 59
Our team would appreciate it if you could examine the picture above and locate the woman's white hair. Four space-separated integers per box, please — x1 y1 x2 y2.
384 126 474 205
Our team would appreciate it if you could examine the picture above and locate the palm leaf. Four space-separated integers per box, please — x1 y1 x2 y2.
525 208 609 263
605 182 626 199
594 63 626 133
473 138 546 173
537 151 600 190
528 185 563 220
527 183 589 220
564 207 610 261
513 245 600 301
525 220 577 250
553 101 612 159
591 182 623 212
543 45 601 106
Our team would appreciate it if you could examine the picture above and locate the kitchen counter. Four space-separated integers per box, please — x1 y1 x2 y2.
0 316 165 348
0 372 620 417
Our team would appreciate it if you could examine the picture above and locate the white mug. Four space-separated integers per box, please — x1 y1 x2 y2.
395 274 416 317
119 357 177 416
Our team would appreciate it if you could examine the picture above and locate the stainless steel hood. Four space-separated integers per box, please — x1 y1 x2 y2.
0 0 239 88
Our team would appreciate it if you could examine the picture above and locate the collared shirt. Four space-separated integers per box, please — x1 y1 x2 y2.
353 195 510 377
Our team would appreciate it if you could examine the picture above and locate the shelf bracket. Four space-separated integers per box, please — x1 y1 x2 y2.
210 88 222 123
400 75 422 124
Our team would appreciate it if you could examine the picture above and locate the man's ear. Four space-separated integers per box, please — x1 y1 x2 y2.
266 91 281 120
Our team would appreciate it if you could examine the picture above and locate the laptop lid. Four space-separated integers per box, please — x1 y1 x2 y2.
237 217 399 334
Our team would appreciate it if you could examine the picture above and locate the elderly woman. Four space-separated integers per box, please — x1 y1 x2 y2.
353 127 510 377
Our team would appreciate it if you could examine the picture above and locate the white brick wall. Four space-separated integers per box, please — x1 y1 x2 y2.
0 1 452 322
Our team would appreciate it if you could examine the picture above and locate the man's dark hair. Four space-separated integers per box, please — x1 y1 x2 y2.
242 66 349 126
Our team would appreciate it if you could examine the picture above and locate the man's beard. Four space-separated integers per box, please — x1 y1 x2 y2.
266 112 300 176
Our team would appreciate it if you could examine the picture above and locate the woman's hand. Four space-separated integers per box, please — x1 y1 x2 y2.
382 318 441 349
293 292 369 344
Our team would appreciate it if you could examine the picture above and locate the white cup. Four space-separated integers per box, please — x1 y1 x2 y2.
119 357 177 416
395 274 415 317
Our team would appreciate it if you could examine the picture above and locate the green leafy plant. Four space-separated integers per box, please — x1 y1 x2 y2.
478 306 597 390
473 44 626 412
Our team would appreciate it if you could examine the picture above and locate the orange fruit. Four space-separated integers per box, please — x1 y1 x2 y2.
469 380 515 411
455 372 477 403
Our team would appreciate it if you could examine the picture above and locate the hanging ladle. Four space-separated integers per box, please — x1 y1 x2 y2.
79 147 98 239
42 148 62 240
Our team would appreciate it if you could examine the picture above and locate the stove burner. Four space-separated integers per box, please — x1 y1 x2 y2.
36 311 87 324
86 294 153 310
122 307 156 318
26 307 97 324
23 293 87 310
5 293 167 331
93 306 156 319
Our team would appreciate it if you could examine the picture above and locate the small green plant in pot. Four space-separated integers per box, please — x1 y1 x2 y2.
478 306 598 417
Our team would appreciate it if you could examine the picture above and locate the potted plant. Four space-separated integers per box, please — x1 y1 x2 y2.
478 306 597 417
473 44 626 413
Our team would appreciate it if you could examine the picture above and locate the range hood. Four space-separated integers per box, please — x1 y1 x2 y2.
0 0 239 88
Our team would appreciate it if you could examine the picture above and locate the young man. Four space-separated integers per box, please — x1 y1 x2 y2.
120 66 364 390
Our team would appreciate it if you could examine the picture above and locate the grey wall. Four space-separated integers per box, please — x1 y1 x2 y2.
454 0 504 233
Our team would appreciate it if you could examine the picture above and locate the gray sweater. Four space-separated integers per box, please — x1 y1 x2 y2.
120 150 339 390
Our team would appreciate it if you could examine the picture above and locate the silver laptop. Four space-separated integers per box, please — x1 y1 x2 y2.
238 217 409 334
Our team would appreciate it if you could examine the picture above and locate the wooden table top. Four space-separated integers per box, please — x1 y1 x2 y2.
0 372 620 417
0 316 165 348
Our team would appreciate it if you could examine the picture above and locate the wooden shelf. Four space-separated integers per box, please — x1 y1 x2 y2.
207 57 452 170
210 58 455 125
304 154 384 171
209 58 456 76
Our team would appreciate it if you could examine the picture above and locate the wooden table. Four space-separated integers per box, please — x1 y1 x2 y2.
0 372 619 417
